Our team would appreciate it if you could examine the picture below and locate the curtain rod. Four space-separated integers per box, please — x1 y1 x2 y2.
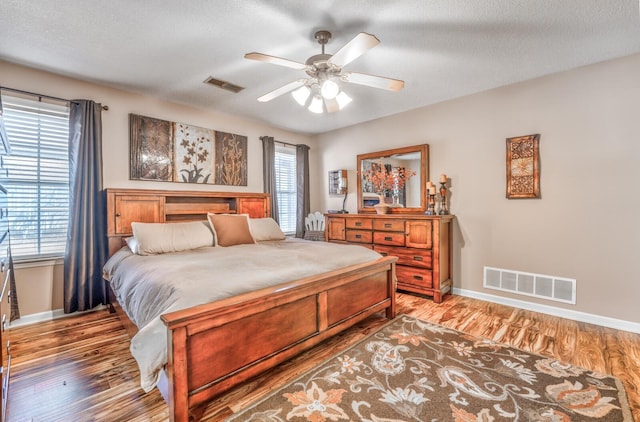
275 140 311 150
0 86 109 110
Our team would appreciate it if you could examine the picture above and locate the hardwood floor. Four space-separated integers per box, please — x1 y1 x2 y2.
7 293 640 421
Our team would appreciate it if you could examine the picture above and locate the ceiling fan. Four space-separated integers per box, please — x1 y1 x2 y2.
244 30 404 113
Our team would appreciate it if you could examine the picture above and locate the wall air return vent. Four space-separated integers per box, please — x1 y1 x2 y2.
483 266 576 304
203 76 245 93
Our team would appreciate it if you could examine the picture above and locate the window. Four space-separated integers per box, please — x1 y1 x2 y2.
274 144 296 234
1 93 70 260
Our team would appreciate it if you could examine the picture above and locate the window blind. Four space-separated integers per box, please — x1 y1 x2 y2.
0 94 70 260
274 145 296 234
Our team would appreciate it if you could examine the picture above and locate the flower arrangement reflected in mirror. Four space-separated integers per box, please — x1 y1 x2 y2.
361 161 416 209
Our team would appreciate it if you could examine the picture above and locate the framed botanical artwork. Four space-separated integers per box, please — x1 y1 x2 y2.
129 113 248 186
214 131 247 186
506 134 540 199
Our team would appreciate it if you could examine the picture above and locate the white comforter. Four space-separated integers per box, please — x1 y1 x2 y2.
103 238 382 392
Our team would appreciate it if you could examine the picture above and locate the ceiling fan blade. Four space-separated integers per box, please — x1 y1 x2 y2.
342 72 405 91
257 79 307 102
244 52 308 70
328 32 380 67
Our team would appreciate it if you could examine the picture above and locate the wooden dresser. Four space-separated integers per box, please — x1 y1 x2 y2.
326 214 453 302
0 132 11 421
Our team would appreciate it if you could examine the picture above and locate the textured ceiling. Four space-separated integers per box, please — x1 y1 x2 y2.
1 0 639 135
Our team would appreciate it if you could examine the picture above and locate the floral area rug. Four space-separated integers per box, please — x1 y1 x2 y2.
227 315 633 421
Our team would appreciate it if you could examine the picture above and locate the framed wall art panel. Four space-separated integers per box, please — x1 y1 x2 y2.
129 113 247 186
506 134 540 199
130 114 174 181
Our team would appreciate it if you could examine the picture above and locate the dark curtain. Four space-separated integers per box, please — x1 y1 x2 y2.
64 100 108 313
260 136 279 222
295 144 310 238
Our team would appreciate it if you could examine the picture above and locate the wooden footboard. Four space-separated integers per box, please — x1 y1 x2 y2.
160 256 396 422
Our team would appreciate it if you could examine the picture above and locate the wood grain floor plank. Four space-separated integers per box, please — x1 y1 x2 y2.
6 293 640 421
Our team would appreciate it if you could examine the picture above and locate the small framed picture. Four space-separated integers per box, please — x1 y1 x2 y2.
506 134 540 199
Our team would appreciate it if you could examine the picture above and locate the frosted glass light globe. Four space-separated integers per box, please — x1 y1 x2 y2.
320 80 340 100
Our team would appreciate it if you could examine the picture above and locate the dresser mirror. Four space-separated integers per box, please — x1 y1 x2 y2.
357 144 429 213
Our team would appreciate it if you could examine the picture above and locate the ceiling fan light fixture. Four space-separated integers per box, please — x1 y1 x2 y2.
336 91 352 109
292 85 311 106
308 95 324 114
320 79 340 100
246 30 403 113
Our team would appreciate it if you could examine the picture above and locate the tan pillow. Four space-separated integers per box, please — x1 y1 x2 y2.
131 221 214 255
248 217 286 241
207 213 256 247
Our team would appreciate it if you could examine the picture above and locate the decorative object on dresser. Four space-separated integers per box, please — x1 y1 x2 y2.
438 173 450 215
425 180 437 215
328 169 348 213
326 213 453 302
357 145 428 214
129 114 248 186
506 134 540 199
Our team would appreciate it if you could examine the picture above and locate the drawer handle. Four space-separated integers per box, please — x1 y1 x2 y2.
0 262 4 273
384 236 392 241
1 314 5 332
413 275 424 281
384 223 392 228
413 256 423 261
379 252 388 256
355 234 362 239
355 222 362 227
7 289 10 304
115 212 121 217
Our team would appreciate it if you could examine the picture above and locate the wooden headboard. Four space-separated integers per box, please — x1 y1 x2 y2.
105 188 270 256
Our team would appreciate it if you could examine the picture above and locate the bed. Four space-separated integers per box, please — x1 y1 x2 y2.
104 188 397 422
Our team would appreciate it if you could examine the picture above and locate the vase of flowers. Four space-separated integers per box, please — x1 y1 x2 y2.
361 162 416 213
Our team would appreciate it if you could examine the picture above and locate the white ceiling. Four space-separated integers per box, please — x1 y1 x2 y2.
2 1 640 135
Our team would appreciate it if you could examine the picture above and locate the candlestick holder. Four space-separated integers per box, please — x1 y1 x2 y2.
438 182 449 215
425 194 436 215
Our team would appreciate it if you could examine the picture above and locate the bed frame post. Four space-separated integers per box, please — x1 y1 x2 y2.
167 327 189 422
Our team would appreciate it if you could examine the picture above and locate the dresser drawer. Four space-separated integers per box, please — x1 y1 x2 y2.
346 229 372 243
373 219 404 232
373 231 405 247
374 245 432 269
346 218 372 230
396 265 433 289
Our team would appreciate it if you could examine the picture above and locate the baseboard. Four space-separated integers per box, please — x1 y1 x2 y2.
9 305 107 329
453 288 640 334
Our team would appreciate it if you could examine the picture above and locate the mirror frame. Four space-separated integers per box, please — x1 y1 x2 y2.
357 144 429 214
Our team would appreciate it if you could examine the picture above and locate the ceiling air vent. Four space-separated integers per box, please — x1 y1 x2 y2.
203 76 245 93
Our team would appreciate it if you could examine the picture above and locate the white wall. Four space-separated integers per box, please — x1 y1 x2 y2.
1 60 315 318
316 53 640 324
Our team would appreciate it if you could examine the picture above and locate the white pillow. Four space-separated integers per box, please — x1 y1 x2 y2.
249 217 286 241
131 221 214 255
124 236 140 254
